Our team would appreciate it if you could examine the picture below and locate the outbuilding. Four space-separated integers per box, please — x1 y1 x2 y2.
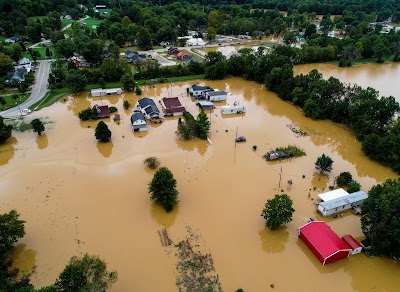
221 104 246 114
206 90 227 102
197 100 215 110
342 235 363 255
298 221 351 265
91 88 123 97
161 97 186 116
317 188 349 203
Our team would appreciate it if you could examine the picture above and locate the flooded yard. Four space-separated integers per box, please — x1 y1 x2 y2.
1 77 399 291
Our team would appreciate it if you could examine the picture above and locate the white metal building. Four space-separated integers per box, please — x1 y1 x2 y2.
317 191 369 216
91 88 123 97
206 90 227 102
221 105 246 114
317 188 349 203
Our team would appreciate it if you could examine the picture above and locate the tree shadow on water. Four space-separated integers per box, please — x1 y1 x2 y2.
150 202 179 228
0 137 17 166
10 243 37 278
36 134 48 150
259 226 289 254
97 141 113 158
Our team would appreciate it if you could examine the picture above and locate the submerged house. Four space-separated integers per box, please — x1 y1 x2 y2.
93 104 110 118
206 90 227 102
91 88 123 97
130 111 148 132
298 221 352 265
137 97 163 123
160 97 186 116
197 100 215 110
264 150 288 161
189 84 213 97
317 191 369 217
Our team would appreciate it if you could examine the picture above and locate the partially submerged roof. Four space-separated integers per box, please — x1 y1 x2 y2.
191 84 212 91
131 112 145 122
165 106 186 114
207 90 227 96
299 221 351 259
91 88 104 93
138 97 157 109
198 100 214 106
161 97 182 108
318 188 349 202
342 235 362 250
319 191 368 211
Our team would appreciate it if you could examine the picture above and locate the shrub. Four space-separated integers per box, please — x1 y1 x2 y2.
135 86 142 95
276 145 306 157
95 121 111 142
31 118 45 135
109 106 118 113
348 180 361 193
144 156 161 169
123 100 131 110
78 108 98 121
336 172 353 186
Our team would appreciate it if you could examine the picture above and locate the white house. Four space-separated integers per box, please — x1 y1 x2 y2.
91 88 123 97
187 38 206 46
137 97 163 123
131 111 148 132
189 84 213 97
206 90 227 102
221 104 246 114
317 191 369 216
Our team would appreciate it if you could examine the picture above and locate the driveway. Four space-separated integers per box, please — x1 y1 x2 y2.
0 60 51 117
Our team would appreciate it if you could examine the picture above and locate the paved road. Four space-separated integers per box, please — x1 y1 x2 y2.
0 60 51 117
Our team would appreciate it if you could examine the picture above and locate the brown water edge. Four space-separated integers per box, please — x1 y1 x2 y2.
0 77 399 292
294 62 400 103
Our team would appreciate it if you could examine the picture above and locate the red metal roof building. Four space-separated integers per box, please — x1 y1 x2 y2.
93 104 110 118
342 234 363 255
160 97 186 116
298 221 352 265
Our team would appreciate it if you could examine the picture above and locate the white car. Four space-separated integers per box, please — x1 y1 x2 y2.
22 109 32 114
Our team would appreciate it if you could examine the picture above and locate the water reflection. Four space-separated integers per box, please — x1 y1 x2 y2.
0 137 17 165
150 202 179 227
36 134 48 150
97 141 113 158
11 243 37 279
311 173 331 191
176 138 209 156
259 226 289 254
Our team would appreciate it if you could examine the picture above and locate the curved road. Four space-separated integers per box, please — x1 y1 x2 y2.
0 60 51 117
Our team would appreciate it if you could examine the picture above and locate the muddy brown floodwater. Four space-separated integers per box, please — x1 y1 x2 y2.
1 76 399 291
294 62 400 103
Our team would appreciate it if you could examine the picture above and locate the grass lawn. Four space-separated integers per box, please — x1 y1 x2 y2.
22 47 56 60
28 16 47 22
61 19 73 28
30 88 71 110
83 18 104 29
1 93 30 111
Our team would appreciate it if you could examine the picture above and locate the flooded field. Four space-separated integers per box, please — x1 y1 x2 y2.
294 63 400 103
1 77 399 291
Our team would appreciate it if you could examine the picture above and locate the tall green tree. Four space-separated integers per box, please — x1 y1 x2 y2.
0 116 13 144
10 44 23 63
95 121 111 142
0 53 13 76
196 110 211 140
0 96 6 109
0 210 25 256
315 154 334 174
65 70 87 94
81 39 104 65
55 39 76 58
120 73 135 91
137 27 152 50
55 254 118 291
31 118 45 135
261 194 295 230
149 167 179 212
361 178 400 259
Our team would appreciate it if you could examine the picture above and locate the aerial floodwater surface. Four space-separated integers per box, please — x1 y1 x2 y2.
1 77 399 291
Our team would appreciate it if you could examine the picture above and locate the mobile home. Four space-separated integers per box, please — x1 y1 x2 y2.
91 88 123 97
206 90 227 102
221 105 246 114
317 191 369 217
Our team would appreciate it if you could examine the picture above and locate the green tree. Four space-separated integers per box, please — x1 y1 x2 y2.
361 178 400 258
31 118 45 135
55 39 76 58
315 154 333 174
135 86 142 95
196 110 210 140
95 121 111 142
336 172 353 186
261 194 295 230
0 96 6 109
347 180 361 193
55 254 118 291
29 49 41 62
123 100 131 110
65 70 87 93
0 116 13 144
137 27 152 50
78 108 98 121
120 73 135 91
114 33 126 48
81 39 104 65
11 44 23 63
373 41 391 63
149 167 179 212
0 210 25 256
176 117 195 140
207 27 216 42
304 23 316 39
283 31 297 45
0 53 13 76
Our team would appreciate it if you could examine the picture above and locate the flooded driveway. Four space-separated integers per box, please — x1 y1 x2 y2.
0 77 399 291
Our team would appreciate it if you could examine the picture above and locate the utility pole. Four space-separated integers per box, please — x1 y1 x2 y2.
278 166 282 190
234 126 238 164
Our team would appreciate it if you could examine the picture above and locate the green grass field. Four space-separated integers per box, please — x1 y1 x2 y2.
61 19 73 28
22 47 56 60
84 18 104 29
1 94 30 111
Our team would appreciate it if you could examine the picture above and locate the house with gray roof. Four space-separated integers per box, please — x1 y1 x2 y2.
206 90 227 101
131 111 148 132
137 97 163 123
317 191 369 216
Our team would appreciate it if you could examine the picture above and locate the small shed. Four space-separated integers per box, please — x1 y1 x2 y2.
206 90 227 102
298 221 351 265
264 150 288 161
197 100 215 110
342 235 363 255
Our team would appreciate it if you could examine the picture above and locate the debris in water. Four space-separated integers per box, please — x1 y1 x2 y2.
287 124 308 137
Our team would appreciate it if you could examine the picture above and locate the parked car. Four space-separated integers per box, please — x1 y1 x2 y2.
235 136 246 142
22 109 32 114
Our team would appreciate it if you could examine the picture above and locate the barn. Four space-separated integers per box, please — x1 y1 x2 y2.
298 221 352 265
